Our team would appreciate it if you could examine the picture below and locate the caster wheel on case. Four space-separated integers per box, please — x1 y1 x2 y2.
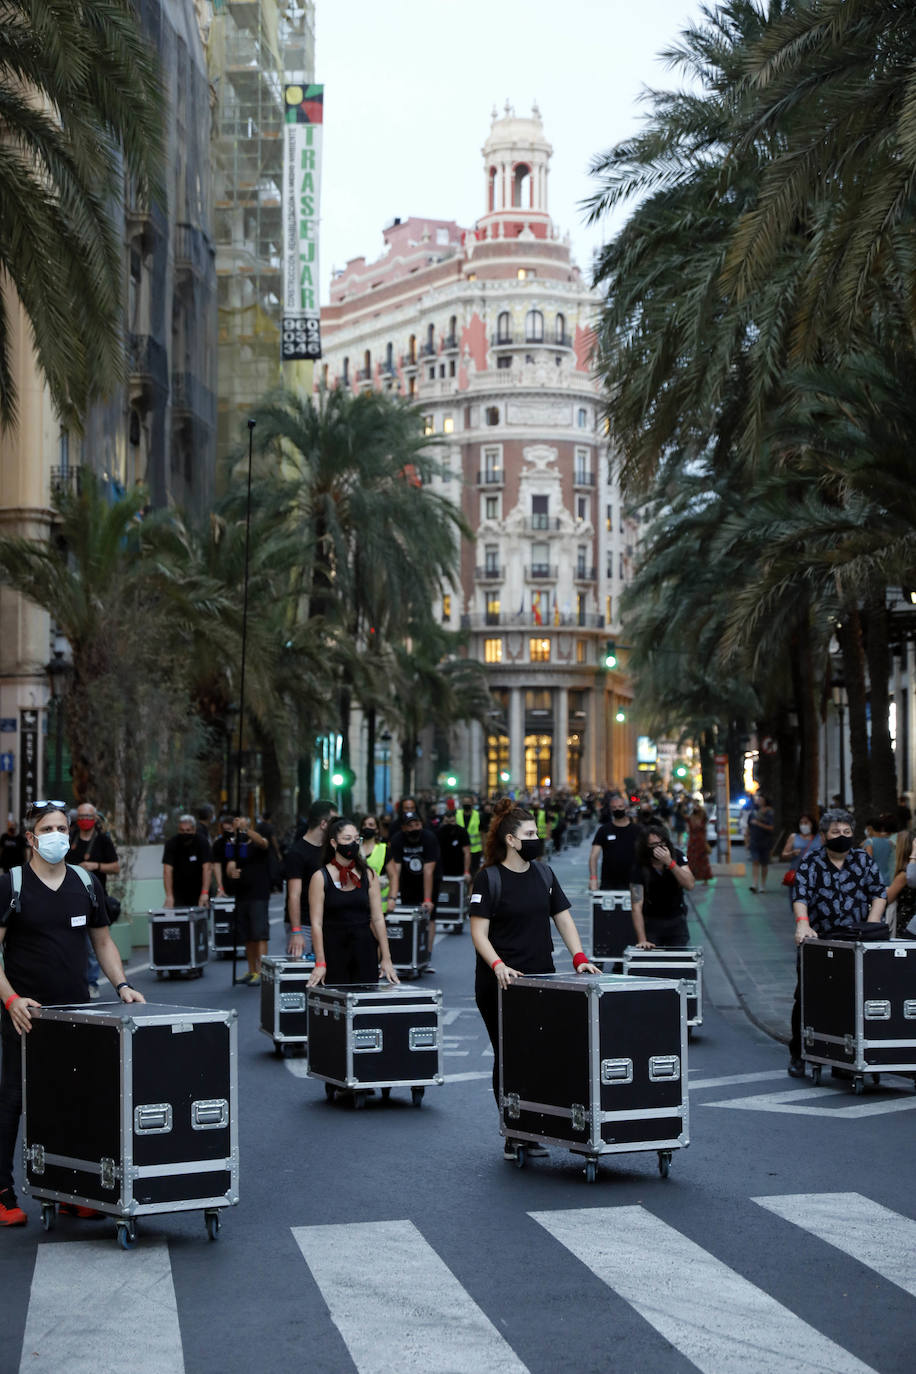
811 1064 822 1085
411 1087 425 1107
324 1083 337 1102
41 1203 56 1232
870 1074 881 1086
381 1087 392 1100
155 971 165 980
353 1091 367 1110
117 1221 136 1250
515 1145 527 1170
658 1151 672 1179
273 1042 285 1058
854 1078 864 1095
205 1209 221 1241
585 1159 597 1184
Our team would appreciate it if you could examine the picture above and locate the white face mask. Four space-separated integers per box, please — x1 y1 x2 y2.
799 824 812 836
35 832 70 864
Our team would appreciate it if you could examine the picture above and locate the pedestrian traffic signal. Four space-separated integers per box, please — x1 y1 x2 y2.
615 709 626 722
331 766 355 789
445 773 458 788
604 641 618 668
674 764 688 778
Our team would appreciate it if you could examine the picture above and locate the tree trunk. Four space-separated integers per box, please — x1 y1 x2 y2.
338 684 353 815
699 729 715 795
863 591 898 815
797 633 821 820
837 606 870 818
366 706 377 815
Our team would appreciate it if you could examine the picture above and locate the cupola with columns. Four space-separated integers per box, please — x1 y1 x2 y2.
478 101 553 241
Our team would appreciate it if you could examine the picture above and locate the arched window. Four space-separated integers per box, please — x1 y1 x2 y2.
385 341 394 371
512 163 531 208
342 356 349 385
526 309 544 342
426 322 435 353
497 311 510 343
408 334 417 363
448 315 457 346
486 406 500 426
555 313 566 343
363 348 371 379
488 166 497 213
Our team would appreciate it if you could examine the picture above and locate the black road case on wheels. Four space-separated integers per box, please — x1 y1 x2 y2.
436 874 467 935
149 907 209 978
588 891 638 966
307 983 443 1105
259 954 314 1056
385 906 431 976
498 973 688 1182
22 1002 239 1247
210 896 245 958
801 939 916 1092
622 946 704 1028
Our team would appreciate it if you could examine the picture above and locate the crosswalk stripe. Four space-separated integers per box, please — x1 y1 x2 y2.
19 1238 184 1374
754 1192 916 1298
529 1206 876 1374
292 1219 529 1374
689 1070 785 1089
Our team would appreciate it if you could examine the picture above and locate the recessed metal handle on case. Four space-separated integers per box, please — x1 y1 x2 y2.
601 1058 633 1085
864 1000 891 1020
409 1027 437 1051
280 992 306 1012
191 1098 229 1130
354 1028 383 1052
134 1103 173 1135
904 1000 916 1020
649 1055 680 1081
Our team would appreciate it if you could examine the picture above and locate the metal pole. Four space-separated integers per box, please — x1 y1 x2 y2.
232 418 255 987
838 702 846 807
54 699 63 796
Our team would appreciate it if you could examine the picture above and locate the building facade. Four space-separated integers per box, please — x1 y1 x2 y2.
320 106 636 798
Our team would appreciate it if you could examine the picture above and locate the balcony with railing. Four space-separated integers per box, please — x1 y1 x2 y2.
50 466 81 496
461 610 605 630
526 564 559 582
475 565 504 582
420 342 437 358
400 352 418 369
573 470 596 487
527 516 562 532
574 565 598 582
476 469 504 487
490 332 514 347
443 334 459 351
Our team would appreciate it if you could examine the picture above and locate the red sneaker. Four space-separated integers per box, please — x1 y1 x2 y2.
0 1188 27 1226
58 1202 103 1219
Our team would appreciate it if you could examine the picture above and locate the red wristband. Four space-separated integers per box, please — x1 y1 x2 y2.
314 961 327 967
290 927 303 933
573 952 589 970
668 861 676 870
491 958 504 971
4 994 19 1011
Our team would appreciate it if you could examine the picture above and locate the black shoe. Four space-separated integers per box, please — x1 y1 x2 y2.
787 1057 806 1078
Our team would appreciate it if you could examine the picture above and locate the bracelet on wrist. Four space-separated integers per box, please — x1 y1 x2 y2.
116 982 131 993
290 927 303 933
314 961 327 967
491 958 504 971
668 860 677 870
4 993 19 1011
572 952 589 970
795 915 810 924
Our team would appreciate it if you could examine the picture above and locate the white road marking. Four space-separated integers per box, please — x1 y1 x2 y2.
755 1193 916 1298
20 1238 184 1374
689 1070 786 1089
529 1206 876 1374
443 1070 492 1083
292 1219 528 1374
704 1084 916 1119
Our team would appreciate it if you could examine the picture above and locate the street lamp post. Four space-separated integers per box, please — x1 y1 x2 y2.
831 678 847 806
379 731 391 814
45 649 73 797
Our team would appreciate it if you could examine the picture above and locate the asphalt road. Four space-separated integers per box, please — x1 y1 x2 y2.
3 841 916 1373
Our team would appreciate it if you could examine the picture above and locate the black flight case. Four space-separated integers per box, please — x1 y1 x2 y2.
210 895 245 958
588 890 638 970
801 938 916 1092
385 905 431 976
498 972 688 1182
622 946 704 1030
149 906 209 978
259 954 314 1056
436 874 467 935
22 1002 239 1247
307 983 443 1106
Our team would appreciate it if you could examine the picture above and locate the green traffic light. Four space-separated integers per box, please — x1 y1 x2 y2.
604 639 618 668
446 774 458 788
615 710 626 722
674 765 687 777
331 771 344 787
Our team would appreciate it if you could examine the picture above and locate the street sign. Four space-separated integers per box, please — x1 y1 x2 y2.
19 708 39 817
0 752 13 773
0 718 16 733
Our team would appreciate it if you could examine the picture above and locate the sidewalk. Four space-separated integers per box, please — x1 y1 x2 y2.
689 868 796 1045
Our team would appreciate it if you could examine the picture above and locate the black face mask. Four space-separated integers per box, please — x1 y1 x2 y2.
335 840 359 861
360 828 377 841
517 838 543 862
827 835 853 853
611 808 627 819
181 834 195 846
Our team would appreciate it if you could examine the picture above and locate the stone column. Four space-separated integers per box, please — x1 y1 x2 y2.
509 686 524 792
553 686 568 789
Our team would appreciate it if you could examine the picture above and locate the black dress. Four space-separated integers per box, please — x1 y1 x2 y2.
320 868 379 984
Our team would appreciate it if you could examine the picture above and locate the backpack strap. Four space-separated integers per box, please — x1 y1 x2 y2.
532 860 554 897
8 865 22 915
484 863 502 910
68 863 98 909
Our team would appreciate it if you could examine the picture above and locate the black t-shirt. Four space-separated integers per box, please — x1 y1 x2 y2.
162 833 212 906
68 830 118 891
284 837 325 887
592 822 641 890
436 823 470 876
0 864 108 1005
0 832 27 873
211 834 240 896
389 828 440 903
470 862 569 973
228 824 271 901
632 849 688 925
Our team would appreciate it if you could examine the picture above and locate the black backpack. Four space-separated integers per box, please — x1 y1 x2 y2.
483 860 553 908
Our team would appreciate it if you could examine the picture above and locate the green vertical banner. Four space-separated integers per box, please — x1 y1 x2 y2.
282 83 323 360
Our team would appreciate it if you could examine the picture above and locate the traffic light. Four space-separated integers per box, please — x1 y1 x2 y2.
615 709 626 723
331 766 355 789
674 764 688 779
445 773 458 789
604 640 618 669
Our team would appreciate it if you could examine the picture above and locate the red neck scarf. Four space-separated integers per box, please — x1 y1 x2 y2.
330 857 359 887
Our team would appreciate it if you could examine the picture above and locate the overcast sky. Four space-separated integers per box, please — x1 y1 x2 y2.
313 0 708 301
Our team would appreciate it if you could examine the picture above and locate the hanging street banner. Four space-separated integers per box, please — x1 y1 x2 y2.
282 83 323 361
19 708 39 818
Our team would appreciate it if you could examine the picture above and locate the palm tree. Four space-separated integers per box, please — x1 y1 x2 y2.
0 0 163 427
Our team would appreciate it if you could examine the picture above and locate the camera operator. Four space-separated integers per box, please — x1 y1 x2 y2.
223 816 271 986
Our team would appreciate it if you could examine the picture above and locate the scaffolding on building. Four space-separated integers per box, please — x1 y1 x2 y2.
210 1 316 462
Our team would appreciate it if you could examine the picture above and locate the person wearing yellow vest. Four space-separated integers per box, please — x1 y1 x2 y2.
460 795 483 877
358 815 388 898
535 805 549 841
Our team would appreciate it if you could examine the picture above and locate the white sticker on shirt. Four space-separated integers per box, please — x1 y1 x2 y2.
189 855 198 863
470 893 482 904
71 914 87 928
408 857 423 872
